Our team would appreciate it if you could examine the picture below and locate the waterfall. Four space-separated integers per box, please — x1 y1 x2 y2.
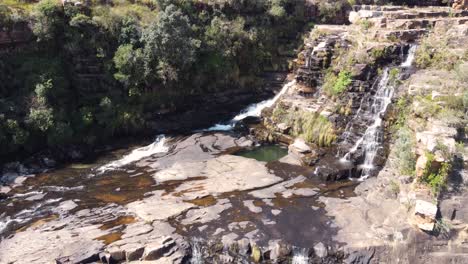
190 238 205 264
205 80 296 131
340 45 417 180
291 248 310 264
401 45 417 68
97 135 169 173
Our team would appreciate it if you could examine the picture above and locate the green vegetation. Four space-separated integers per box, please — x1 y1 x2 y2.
272 104 336 147
389 180 400 196
415 33 467 70
393 126 416 176
419 152 451 195
323 70 352 97
0 0 311 161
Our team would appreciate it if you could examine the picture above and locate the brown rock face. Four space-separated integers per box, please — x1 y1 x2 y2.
453 0 468 10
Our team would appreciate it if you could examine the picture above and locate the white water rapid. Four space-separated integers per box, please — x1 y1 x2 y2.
190 239 205 264
97 134 169 173
291 248 310 264
341 45 417 180
205 80 296 131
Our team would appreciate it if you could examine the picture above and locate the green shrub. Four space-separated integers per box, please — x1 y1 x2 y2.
323 70 352 97
390 180 400 196
27 107 54 132
419 152 451 195
394 126 416 176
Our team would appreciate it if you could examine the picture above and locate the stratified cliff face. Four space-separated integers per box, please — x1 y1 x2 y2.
252 4 468 263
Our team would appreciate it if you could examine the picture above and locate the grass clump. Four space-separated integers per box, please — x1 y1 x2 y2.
394 126 416 176
323 70 352 97
415 33 465 70
272 105 337 147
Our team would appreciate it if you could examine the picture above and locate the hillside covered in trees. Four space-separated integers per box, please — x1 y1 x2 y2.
0 0 318 162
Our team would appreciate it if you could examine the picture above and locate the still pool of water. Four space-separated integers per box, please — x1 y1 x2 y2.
235 145 288 162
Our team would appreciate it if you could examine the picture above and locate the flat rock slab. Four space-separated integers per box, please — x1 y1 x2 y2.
155 155 282 200
127 191 195 222
249 176 317 199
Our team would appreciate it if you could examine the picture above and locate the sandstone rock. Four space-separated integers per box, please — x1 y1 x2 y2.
453 0 468 10
249 176 308 199
415 154 429 178
268 240 291 261
243 200 263 213
277 123 291 133
181 199 232 225
314 242 328 258
153 155 282 200
127 191 194 222
221 232 239 246
237 238 251 255
142 237 176 260
121 243 145 261
412 200 438 231
289 138 311 154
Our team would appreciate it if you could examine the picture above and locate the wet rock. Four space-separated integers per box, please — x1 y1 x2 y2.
181 199 232 225
314 242 328 258
243 200 262 213
0 186 11 194
344 247 375 264
237 238 251 255
289 138 311 154
154 155 282 200
271 209 281 216
127 191 194 222
25 193 45 201
412 200 438 231
249 176 316 199
268 240 291 261
221 233 239 246
57 200 78 212
142 237 176 260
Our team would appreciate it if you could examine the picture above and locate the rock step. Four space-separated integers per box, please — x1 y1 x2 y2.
384 17 468 30
350 8 468 24
373 28 428 42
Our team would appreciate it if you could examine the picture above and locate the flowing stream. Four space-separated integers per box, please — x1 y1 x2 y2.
205 80 296 131
96 134 169 173
341 45 417 180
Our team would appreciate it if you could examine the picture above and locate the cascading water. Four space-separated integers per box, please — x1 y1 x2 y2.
291 248 310 264
341 45 417 180
97 134 169 173
205 80 296 131
190 238 205 264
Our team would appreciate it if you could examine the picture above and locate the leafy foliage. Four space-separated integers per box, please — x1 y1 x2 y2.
0 0 310 160
323 70 352 97
419 152 451 195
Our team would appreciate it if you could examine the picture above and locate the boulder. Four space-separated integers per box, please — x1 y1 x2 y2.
142 237 176 260
289 138 311 154
277 123 291 134
453 0 468 10
313 242 328 258
415 154 429 178
412 200 438 231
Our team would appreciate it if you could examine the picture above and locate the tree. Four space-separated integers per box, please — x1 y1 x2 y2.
0 5 14 33
32 0 64 42
142 4 200 83
113 44 145 95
